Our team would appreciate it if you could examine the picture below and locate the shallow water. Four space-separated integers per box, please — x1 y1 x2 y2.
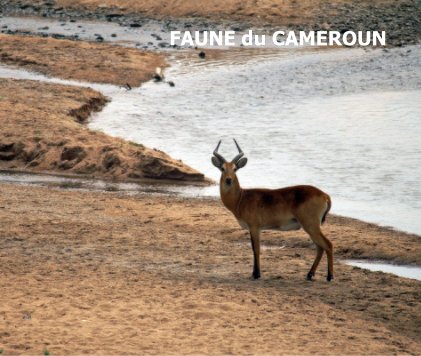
344 260 421 281
0 171 214 197
0 15 174 49
0 64 119 94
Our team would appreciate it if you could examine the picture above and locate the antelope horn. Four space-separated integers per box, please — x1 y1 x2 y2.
232 138 244 163
213 140 226 163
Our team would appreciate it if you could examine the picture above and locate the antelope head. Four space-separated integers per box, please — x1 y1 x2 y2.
211 139 248 191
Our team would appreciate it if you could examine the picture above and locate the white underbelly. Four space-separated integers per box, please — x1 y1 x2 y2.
236 219 301 231
264 221 301 231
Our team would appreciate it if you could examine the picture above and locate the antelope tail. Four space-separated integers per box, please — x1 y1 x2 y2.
322 195 332 224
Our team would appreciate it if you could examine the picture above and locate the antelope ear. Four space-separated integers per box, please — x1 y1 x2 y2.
211 156 222 169
236 157 248 169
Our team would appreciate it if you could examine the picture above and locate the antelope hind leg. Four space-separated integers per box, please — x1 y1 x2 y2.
306 245 324 281
302 224 334 282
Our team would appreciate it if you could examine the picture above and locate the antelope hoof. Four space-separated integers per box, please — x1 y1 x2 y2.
327 273 334 282
252 271 261 280
306 272 314 281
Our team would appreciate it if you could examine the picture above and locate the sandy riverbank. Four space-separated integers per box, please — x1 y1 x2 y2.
0 33 166 87
0 77 204 181
0 183 420 355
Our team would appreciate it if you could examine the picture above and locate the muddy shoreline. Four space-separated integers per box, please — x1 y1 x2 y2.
1 0 421 47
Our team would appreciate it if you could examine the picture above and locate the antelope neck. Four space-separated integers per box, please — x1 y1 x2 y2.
220 177 243 218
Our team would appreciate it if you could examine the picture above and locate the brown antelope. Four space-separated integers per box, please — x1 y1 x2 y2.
211 139 333 281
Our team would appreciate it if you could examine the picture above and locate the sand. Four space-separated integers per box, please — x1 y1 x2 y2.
0 33 166 87
0 184 420 355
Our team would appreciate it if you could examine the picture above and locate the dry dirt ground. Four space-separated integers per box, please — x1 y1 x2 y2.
56 0 349 22
53 0 410 25
0 33 166 87
0 77 204 181
0 184 420 355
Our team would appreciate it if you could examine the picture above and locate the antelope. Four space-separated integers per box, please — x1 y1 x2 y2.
211 139 333 281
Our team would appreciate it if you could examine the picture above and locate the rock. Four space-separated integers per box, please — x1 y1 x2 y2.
129 23 142 28
339 28 352 34
153 74 163 81
51 33 66 39
105 13 123 20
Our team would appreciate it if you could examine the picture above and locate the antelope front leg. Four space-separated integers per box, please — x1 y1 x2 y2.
249 228 261 279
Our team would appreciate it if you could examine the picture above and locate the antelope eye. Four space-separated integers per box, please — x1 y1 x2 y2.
221 167 225 172
233 167 237 172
